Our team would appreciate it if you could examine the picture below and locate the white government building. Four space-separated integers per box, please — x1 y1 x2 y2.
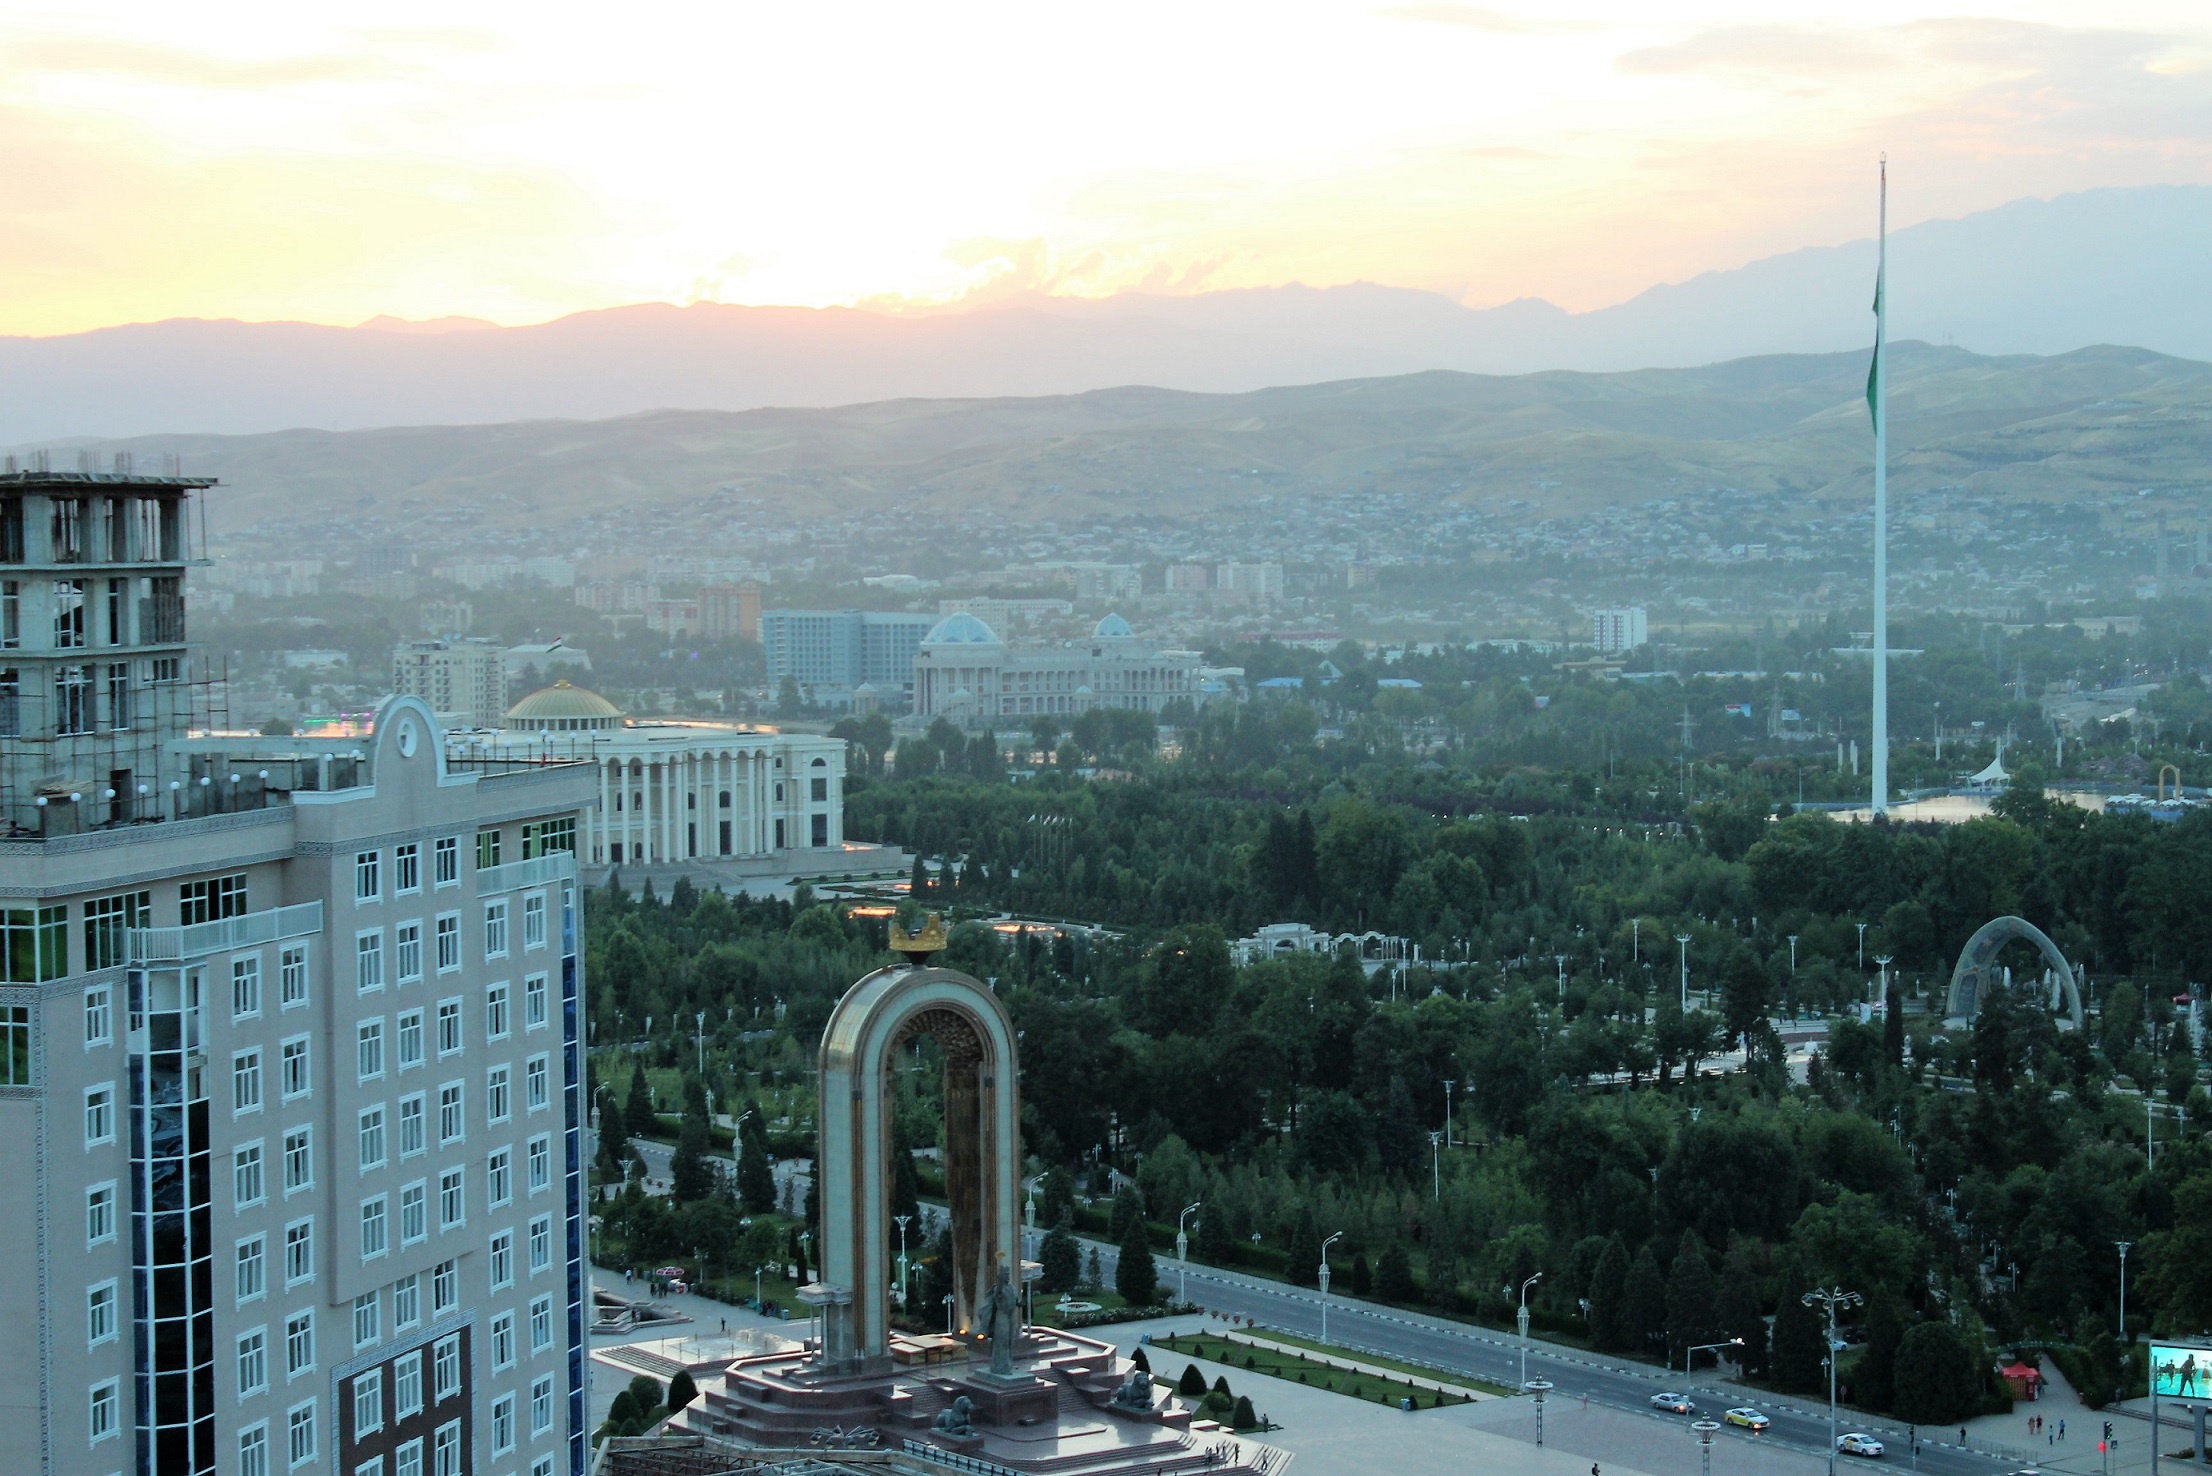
446 681 845 868
911 612 1201 723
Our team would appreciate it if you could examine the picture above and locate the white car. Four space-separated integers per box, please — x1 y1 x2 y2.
1650 1392 1696 1414
1837 1433 1885 1458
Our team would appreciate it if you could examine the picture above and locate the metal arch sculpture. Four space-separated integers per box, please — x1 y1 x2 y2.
1945 915 2084 1028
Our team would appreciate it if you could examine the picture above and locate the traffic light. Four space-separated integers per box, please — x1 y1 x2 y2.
2104 1421 2114 1440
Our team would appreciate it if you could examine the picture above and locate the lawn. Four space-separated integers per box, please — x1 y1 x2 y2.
1245 1327 1517 1397
1150 1332 1479 1411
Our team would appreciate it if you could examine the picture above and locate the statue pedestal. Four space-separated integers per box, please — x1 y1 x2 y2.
955 1370 1058 1427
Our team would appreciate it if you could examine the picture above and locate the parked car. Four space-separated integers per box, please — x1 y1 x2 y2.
1650 1393 1697 1415
1838 1433 1886 1458
1723 1408 1770 1432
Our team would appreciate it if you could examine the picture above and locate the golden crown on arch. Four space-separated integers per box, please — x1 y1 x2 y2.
891 911 947 961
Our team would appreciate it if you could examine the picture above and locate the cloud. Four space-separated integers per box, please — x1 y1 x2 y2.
0 35 405 88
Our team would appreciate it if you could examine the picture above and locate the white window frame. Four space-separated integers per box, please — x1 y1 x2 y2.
435 997 463 1058
393 1350 424 1419
86 1180 117 1246
395 920 423 985
236 1233 267 1304
83 984 112 1047
488 1230 514 1292
485 980 510 1041
487 1146 512 1208
399 1181 428 1246
433 835 458 887
524 972 548 1030
282 1125 313 1195
433 913 461 973
529 1295 553 1354
438 1166 465 1231
87 1277 118 1347
83 1082 115 1146
397 1008 424 1071
355 849 381 904
238 1326 269 1399
279 1035 311 1100
355 929 384 995
353 1290 381 1350
530 1372 554 1431
353 1367 385 1438
395 841 421 895
284 1307 315 1379
286 1397 316 1468
232 951 263 1019
486 1064 511 1125
280 943 310 1009
398 1092 427 1157
522 890 547 951
438 1081 465 1145
235 1140 265 1208
432 1334 462 1399
89 1377 120 1445
360 1195 388 1261
490 1390 516 1454
483 898 509 960
357 1018 385 1083
233 1048 263 1116
528 1214 552 1274
489 1309 515 1371
525 1052 549 1112
358 1104 387 1171
527 1133 551 1194
283 1217 314 1286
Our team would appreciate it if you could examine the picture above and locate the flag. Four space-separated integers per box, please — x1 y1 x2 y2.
1866 160 1886 429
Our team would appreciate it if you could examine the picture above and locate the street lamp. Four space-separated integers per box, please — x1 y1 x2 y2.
1856 922 1868 972
1524 1379 1553 1446
1803 1286 1863 1476
1443 1079 1455 1149
1693 1418 1721 1476
1177 1202 1203 1304
1319 1232 1344 1344
944 1292 955 1335
1518 1272 1544 1387
1876 955 1892 1009
1675 935 1692 1011
2117 1240 2132 1342
1428 1130 1442 1199
1788 935 1799 974
1685 1338 1744 1374
894 1214 912 1306
696 1009 707 1078
1632 917 1641 964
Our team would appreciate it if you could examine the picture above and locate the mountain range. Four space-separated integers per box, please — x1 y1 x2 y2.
5 185 2211 446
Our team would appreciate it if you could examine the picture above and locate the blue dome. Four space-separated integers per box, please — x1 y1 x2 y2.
1092 612 1134 639
924 612 1001 645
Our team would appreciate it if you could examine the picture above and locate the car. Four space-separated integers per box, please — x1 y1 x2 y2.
1650 1393 1697 1415
1837 1433 1886 1458
1723 1408 1770 1432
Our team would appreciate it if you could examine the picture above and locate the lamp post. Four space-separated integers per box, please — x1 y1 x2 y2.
894 1214 912 1306
1856 922 1868 972
1443 1079 1455 1149
1693 1418 1721 1476
1632 917 1641 964
1319 1232 1344 1345
2117 1240 2132 1342
1876 955 1892 1010
944 1292 955 1335
1518 1272 1544 1388
1429 1130 1442 1199
696 1009 707 1078
1524 1379 1553 1446
1177 1202 1202 1304
1686 1338 1744 1374
1675 935 1692 1011
1803 1286 1863 1476
1788 935 1799 974
753 1263 763 1309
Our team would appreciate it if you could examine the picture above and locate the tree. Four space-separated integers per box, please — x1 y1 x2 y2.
625 1066 657 1141
737 1100 776 1213
1720 946 1770 1051
885 1115 922 1249
1349 1251 1372 1297
1284 1215 1320 1289
1178 1363 1208 1396
1117 1222 1160 1307
1890 1321 1986 1425
1040 1224 1081 1294
1770 1271 1826 1395
1586 1235 1631 1352
1620 1244 1667 1357
1376 1241 1416 1302
1108 1184 1147 1247
667 1369 698 1411
1665 1231 1718 1370
1232 1394 1257 1429
1714 1242 1767 1378
669 1107 714 1202
1128 925 1233 1037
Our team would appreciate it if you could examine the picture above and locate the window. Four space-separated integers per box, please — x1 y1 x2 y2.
89 1378 119 1444
530 1373 554 1432
398 1093 426 1157
527 1134 551 1194
87 1278 117 1346
285 1308 315 1377
438 1082 464 1145
234 1049 263 1114
240 1423 270 1476
490 1309 515 1369
280 943 309 1008
529 1295 554 1353
489 1230 515 1291
353 1290 380 1350
280 1036 310 1098
435 998 463 1057
392 1273 419 1331
524 973 548 1030
238 1328 269 1397
483 899 509 959
231 953 262 1018
486 980 510 1040
433 915 459 973
287 1399 316 1467
283 1126 313 1193
357 1019 385 1082
395 921 422 984
438 1166 464 1229
83 984 112 1047
523 892 547 950
532 1456 556 1476
0 581 14 648
84 1083 114 1146
55 662 90 735
399 1182 427 1245
356 931 384 994
358 1105 386 1171
0 905 66 984
529 1214 552 1274
431 1258 458 1317
432 1333 462 1398
355 850 381 903
352 1368 384 1438
180 873 248 926
487 1065 510 1124
236 1235 266 1303
490 1391 516 1453
433 836 457 887
487 1146 512 1207
283 1217 313 1284
86 1182 116 1245
359 1196 387 1260
83 891 147 972
397 1010 424 1070
398 1441 424 1476
525 1053 549 1112
523 815 576 858
395 842 420 895
393 1350 424 1419
235 1141 265 1207
53 577 85 647
433 1420 461 1476
475 828 502 871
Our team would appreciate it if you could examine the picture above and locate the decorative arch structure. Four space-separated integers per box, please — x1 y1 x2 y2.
1945 915 2084 1029
813 965 1020 1372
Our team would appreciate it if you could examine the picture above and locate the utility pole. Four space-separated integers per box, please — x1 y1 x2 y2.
1443 1079 1455 1149
1676 934 1692 1012
1803 1286 1863 1476
2118 1241 2132 1342
1429 1130 1442 1199
1319 1232 1343 1345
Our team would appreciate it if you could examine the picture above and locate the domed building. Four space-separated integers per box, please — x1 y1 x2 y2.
449 679 848 868
911 611 1199 722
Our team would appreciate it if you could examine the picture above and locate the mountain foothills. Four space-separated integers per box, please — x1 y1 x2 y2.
60 343 2212 537
4 184 2209 445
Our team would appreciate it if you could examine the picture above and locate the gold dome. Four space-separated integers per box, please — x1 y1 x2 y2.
502 678 625 732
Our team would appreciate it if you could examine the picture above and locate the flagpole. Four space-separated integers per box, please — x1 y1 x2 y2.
1871 157 1889 818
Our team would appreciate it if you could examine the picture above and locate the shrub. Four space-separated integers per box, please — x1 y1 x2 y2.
1212 1375 1232 1398
667 1369 698 1411
1232 1395 1257 1428
1891 1322 1985 1426
607 1389 640 1428
1130 1347 1150 1374
627 1374 663 1411
1179 1363 1208 1396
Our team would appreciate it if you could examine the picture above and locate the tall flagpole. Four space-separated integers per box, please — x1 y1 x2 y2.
1871 157 1889 818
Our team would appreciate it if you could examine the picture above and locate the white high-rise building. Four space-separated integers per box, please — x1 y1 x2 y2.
1591 607 1649 654
1214 562 1284 601
392 639 507 730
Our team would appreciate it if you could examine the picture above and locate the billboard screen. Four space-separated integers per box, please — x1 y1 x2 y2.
2151 1345 2212 1400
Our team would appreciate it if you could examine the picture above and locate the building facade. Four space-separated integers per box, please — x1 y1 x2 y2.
911 613 1199 723
450 681 845 868
1214 562 1284 601
391 640 508 731
758 610 933 709
1591 607 1649 654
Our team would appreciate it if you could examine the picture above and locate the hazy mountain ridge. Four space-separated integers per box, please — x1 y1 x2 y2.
85 343 2212 537
5 185 2210 445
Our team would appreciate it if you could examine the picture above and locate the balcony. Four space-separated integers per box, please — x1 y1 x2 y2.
476 851 575 897
127 901 323 964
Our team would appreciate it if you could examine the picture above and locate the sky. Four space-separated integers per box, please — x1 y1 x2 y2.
3 2 2210 337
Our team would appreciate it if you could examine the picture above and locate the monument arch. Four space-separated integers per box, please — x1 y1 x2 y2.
1945 914 2084 1029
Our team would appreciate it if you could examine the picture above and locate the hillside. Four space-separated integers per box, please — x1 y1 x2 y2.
88 343 2212 537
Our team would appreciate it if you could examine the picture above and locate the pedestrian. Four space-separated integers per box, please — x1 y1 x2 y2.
1592 1465 1601 1476
2059 1419 2066 1440
1960 1427 1967 1444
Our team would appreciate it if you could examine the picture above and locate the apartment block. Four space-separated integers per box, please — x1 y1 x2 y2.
391 640 507 731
